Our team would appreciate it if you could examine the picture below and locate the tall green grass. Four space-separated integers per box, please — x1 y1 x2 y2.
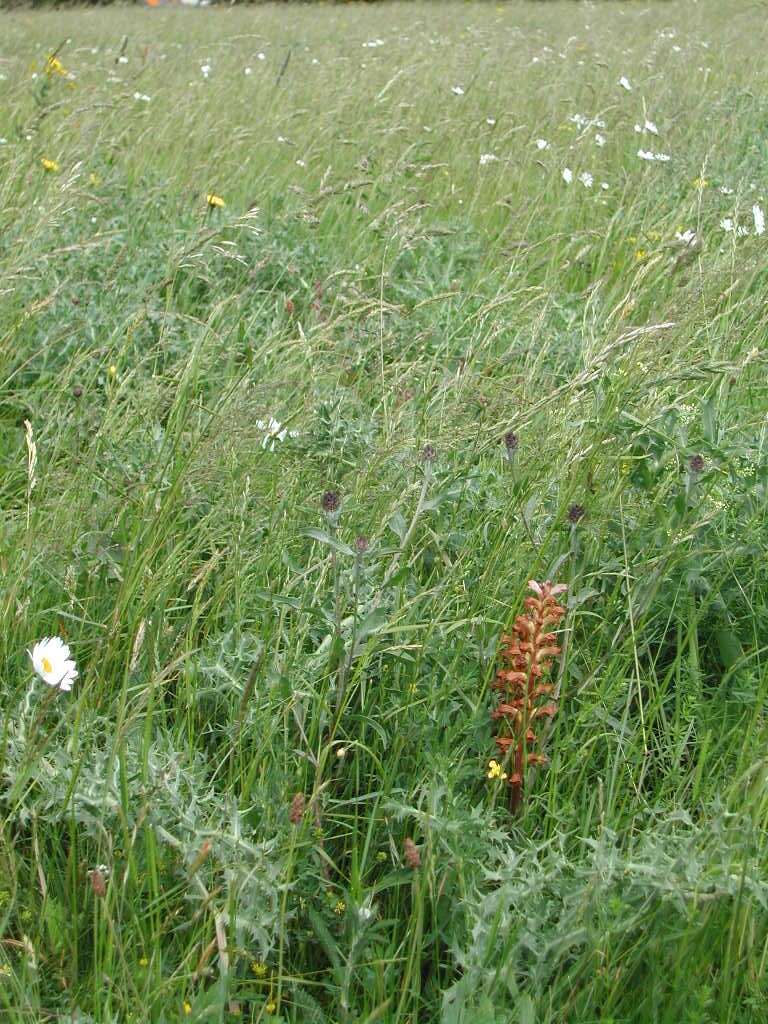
0 2 766 1021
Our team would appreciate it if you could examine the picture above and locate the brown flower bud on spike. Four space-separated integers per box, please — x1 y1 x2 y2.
403 837 421 869
289 793 306 825
89 868 107 898
490 580 567 813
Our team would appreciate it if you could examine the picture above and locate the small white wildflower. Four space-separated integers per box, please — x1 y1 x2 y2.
634 119 659 136
451 85 464 96
637 149 671 162
535 138 550 150
133 92 151 103
296 158 306 168
201 64 211 77
486 117 497 126
118 55 129 65
257 52 266 60
29 637 78 692
753 204 765 235
594 133 606 147
720 218 734 233
479 153 498 166
562 167 573 184
675 229 698 246
244 67 253 76
718 185 734 195
256 417 297 450
618 75 632 91
578 171 593 188
600 181 610 190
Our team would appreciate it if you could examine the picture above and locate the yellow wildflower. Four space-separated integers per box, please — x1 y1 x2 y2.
89 172 101 187
108 364 117 378
692 177 708 190
634 249 647 262
265 1002 277 1015
487 759 507 780
206 193 225 208
45 55 67 77
251 960 268 977
183 1002 192 1017
333 900 346 915
138 956 148 967
41 158 59 173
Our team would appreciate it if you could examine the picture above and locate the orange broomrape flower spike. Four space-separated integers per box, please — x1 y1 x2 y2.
492 580 567 813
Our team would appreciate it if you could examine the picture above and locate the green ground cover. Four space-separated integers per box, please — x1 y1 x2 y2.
0 2 767 1021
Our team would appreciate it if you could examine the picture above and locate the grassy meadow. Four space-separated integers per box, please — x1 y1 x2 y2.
1 1 767 1020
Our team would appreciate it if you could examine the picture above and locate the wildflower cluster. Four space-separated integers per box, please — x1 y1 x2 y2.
491 580 567 813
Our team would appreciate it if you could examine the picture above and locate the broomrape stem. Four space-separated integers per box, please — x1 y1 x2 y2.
490 579 568 814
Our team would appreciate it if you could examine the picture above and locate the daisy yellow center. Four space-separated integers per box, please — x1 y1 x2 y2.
42 656 53 674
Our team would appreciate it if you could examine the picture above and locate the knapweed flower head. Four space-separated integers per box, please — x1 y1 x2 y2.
29 636 78 691
567 503 586 524
421 443 437 462
206 193 225 208
503 430 519 453
688 454 705 474
321 490 340 514
491 580 567 812
41 158 59 173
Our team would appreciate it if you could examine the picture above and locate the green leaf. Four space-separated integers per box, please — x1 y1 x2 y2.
301 528 355 556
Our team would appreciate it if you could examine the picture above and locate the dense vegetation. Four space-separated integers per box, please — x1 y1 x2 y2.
1 2 766 1021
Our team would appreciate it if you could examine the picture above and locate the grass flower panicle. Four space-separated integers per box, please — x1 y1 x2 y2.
491 580 567 812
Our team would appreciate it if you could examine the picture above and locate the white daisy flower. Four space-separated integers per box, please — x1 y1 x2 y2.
562 167 573 184
595 133 606 147
535 138 550 150
244 67 253 76
600 182 610 190
753 204 765 235
486 117 497 126
29 636 78 692
578 171 593 188
451 85 465 96
618 75 632 91
675 229 698 246
479 153 498 166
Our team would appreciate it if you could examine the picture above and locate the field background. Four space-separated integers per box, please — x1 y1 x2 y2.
1 2 767 1022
